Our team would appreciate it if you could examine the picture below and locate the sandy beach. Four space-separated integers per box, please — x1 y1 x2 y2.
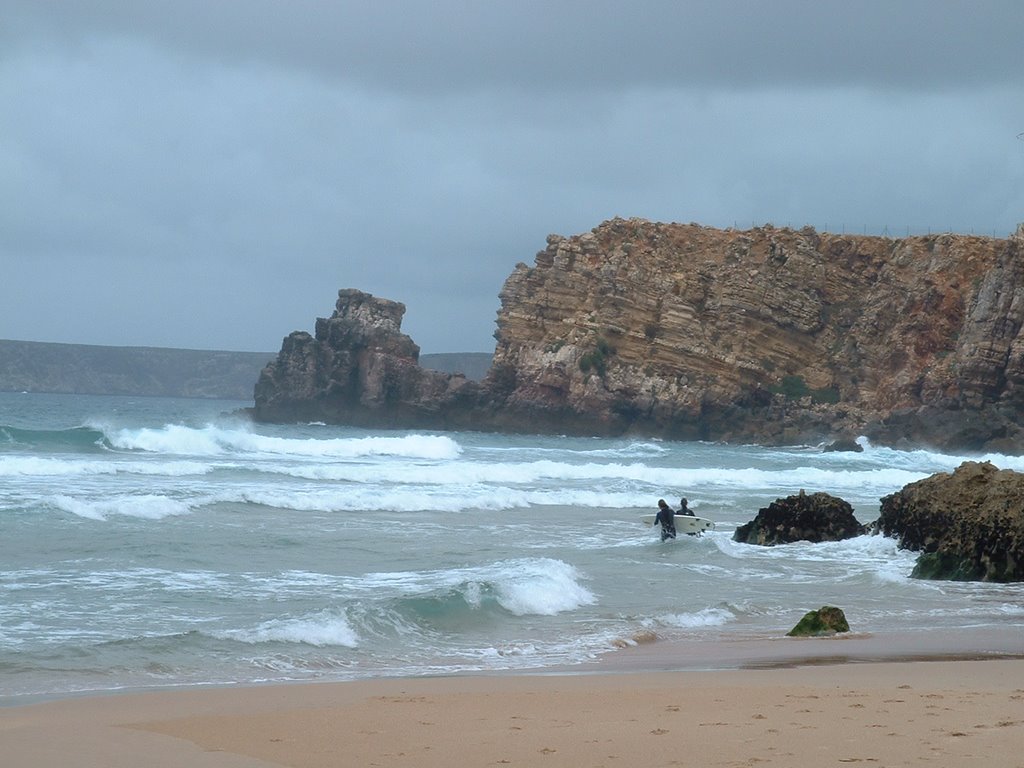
5 649 1024 768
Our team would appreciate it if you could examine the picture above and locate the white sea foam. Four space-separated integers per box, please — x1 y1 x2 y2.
712 532 912 566
217 611 360 648
250 460 924 508
9 391 1024 700
482 440 668 458
197 473 899 515
202 485 660 514
0 456 213 477
106 424 462 460
574 441 670 458
51 494 194 520
655 606 736 629
356 558 596 617
853 439 1024 474
491 559 596 616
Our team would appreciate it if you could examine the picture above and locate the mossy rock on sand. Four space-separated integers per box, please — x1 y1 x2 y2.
787 606 850 637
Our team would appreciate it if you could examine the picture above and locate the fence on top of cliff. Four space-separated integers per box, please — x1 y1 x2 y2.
727 221 1019 239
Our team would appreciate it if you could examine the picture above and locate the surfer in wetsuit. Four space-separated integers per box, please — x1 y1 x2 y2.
654 499 676 541
678 496 701 536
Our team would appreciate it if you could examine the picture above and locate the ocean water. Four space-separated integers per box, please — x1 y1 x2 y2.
2 391 1023 701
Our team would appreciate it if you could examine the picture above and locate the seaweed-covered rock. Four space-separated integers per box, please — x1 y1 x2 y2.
787 606 850 637
873 461 1024 582
733 490 867 545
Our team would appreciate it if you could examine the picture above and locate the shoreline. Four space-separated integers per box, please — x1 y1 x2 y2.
586 625 1024 672
5 625 1024 709
5 632 1024 767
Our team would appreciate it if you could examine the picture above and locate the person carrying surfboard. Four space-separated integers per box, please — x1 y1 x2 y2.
678 497 702 536
654 499 676 541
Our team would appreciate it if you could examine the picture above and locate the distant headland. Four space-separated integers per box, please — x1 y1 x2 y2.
253 217 1024 454
0 339 490 400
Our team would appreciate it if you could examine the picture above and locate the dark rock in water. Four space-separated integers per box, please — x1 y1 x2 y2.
787 606 850 636
823 437 863 453
253 289 485 428
873 461 1024 582
733 490 867 546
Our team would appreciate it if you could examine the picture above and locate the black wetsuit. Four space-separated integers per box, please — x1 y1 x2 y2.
678 501 700 535
654 506 676 540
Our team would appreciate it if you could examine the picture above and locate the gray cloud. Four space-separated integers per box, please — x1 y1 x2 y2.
2 2 1023 354
8 1 1024 92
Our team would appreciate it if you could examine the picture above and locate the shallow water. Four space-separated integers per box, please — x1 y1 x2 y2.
2 391 1022 700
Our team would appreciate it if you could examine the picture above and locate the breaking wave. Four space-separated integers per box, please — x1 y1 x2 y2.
104 423 462 460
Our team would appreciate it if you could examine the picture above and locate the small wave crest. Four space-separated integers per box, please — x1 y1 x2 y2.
104 423 462 460
653 606 736 629
198 559 595 656
252 459 923 500
0 456 212 478
578 441 669 458
490 558 596 616
51 494 194 520
852 437 1024 474
215 610 360 648
372 558 596 619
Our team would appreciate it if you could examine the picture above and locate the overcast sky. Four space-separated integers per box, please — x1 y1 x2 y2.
3 1 1022 354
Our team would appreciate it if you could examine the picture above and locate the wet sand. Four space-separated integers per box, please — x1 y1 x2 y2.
4 634 1024 768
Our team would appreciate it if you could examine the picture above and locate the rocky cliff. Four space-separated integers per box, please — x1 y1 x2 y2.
486 218 1024 449
254 218 1024 452
253 290 484 428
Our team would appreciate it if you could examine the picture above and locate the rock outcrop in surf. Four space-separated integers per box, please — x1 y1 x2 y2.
253 218 1024 453
874 461 1024 582
253 289 485 429
733 490 866 546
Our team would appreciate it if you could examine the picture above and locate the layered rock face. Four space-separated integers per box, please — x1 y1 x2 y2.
487 218 1024 449
874 461 1024 582
253 289 482 428
254 218 1024 451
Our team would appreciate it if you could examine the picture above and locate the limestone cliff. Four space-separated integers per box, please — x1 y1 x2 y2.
254 218 1024 452
485 218 1024 450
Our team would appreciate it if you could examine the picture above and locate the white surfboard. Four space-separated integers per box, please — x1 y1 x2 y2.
640 514 715 535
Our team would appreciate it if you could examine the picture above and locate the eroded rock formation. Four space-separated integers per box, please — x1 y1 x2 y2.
486 218 1024 449
253 218 1024 451
253 289 483 428
874 461 1024 582
733 490 866 545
